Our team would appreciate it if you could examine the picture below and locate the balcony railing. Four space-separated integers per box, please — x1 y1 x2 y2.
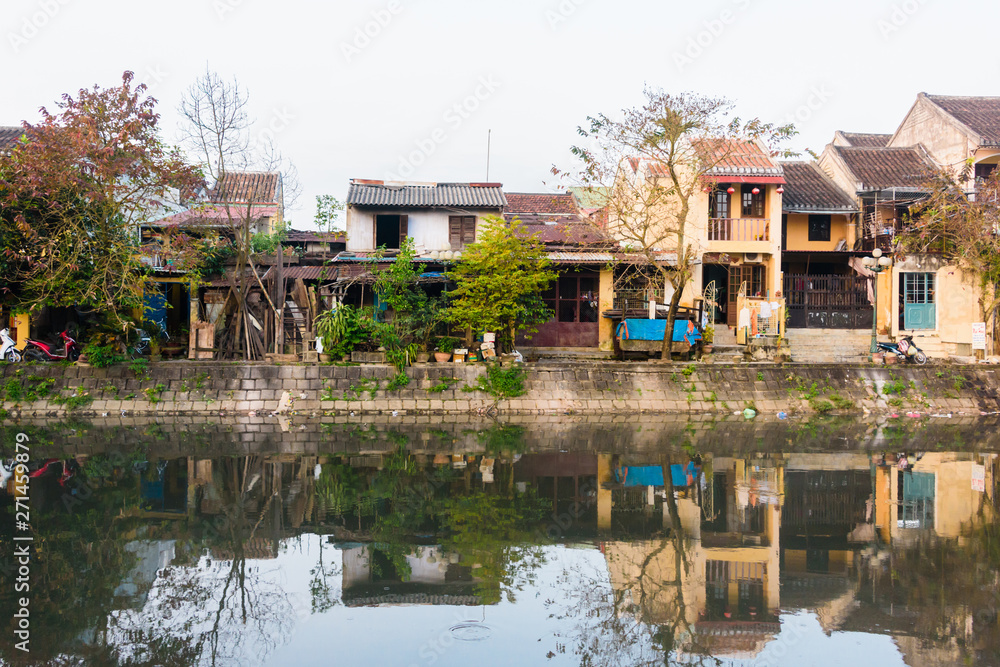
708 218 769 242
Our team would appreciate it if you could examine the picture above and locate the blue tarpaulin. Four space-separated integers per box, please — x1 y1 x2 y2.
616 319 702 344
617 463 701 488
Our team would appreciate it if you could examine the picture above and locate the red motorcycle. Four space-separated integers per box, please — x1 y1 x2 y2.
23 330 79 362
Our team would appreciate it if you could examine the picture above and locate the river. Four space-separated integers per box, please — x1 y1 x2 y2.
0 414 998 665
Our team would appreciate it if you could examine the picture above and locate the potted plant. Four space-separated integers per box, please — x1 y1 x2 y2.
435 336 458 363
415 344 430 364
703 325 715 353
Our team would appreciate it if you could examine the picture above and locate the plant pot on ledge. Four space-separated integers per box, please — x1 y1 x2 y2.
416 352 430 363
434 352 452 363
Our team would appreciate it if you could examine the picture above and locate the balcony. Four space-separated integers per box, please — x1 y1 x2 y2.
708 218 769 242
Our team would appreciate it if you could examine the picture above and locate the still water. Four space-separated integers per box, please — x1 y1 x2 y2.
1 416 999 666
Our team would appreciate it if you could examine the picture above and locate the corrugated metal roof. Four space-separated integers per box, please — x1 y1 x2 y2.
347 181 506 208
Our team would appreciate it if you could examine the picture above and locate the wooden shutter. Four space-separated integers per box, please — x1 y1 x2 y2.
449 216 462 249
398 215 409 248
462 217 476 246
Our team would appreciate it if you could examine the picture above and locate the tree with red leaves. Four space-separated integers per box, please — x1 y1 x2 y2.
0 71 201 331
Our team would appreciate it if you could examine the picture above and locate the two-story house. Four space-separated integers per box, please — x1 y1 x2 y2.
778 161 863 330
818 96 1000 359
343 179 505 254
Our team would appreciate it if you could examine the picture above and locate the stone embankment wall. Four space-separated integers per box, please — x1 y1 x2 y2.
1 361 999 418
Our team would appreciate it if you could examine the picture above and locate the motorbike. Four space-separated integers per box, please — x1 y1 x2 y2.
0 328 21 362
22 330 80 362
876 334 928 365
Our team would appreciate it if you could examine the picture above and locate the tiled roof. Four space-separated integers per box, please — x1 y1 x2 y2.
840 132 891 148
689 138 783 177
347 180 506 208
779 162 858 212
146 204 278 227
517 222 611 246
834 146 937 190
0 126 24 152
504 192 579 216
208 172 280 204
284 229 346 243
925 94 1000 146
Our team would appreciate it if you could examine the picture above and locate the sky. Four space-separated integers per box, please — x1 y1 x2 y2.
3 0 996 228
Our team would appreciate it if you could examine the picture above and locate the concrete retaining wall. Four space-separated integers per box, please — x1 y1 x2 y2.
1 360 999 418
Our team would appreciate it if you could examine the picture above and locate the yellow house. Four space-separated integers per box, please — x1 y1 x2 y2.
611 140 785 330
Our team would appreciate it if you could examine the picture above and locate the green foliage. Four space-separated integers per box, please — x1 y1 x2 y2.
883 379 908 396
128 357 150 379
83 343 126 369
51 386 93 410
757 371 765 382
143 384 166 403
474 363 528 400
0 373 55 403
477 423 527 454
314 194 344 233
250 220 288 255
682 365 696 378
827 393 856 410
386 371 411 392
315 305 397 359
446 216 556 350
436 336 460 353
428 377 461 393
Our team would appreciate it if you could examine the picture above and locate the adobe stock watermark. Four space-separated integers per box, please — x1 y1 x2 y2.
341 0 404 63
545 0 587 30
8 0 72 54
385 75 502 182
212 0 248 20
12 432 32 653
250 107 295 151
782 84 834 128
673 0 753 73
877 0 929 40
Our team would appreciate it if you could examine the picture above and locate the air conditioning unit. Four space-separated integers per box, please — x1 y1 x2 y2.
743 252 763 263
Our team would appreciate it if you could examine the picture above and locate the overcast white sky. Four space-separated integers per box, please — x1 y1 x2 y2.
3 0 995 227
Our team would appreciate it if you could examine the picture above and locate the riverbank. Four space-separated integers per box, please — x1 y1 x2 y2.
1 360 998 418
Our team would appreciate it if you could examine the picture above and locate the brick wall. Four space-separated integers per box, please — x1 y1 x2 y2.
1 361 999 418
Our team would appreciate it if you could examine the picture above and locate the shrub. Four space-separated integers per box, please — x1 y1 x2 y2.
84 343 125 368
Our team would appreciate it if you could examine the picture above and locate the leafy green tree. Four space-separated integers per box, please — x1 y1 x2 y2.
314 194 344 233
446 216 556 349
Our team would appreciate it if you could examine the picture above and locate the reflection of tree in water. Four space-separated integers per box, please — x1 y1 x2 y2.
105 456 300 666
0 453 144 663
549 455 719 666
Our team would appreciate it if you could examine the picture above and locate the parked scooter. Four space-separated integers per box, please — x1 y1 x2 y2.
876 334 928 365
0 328 21 362
22 330 79 362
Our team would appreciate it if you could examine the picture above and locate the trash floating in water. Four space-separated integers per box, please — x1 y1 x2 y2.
742 407 757 419
777 411 787 420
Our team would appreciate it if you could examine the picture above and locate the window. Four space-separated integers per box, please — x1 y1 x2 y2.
709 188 730 219
449 216 476 249
741 185 765 218
375 214 408 249
900 272 935 330
542 273 600 323
808 214 831 242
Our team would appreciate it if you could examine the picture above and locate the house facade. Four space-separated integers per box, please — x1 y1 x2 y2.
816 94 1000 358
344 179 505 254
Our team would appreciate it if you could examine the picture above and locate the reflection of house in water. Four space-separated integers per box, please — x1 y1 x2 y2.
339 545 487 607
600 454 783 660
873 452 997 543
514 453 598 536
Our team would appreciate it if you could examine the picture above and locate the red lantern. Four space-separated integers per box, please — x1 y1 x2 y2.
752 187 760 195
726 186 735 195
776 186 784 194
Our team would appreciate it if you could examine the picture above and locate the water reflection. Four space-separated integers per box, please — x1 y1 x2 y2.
0 421 999 665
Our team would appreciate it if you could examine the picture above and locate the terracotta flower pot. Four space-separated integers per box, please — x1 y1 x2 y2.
434 352 452 363
416 352 430 363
